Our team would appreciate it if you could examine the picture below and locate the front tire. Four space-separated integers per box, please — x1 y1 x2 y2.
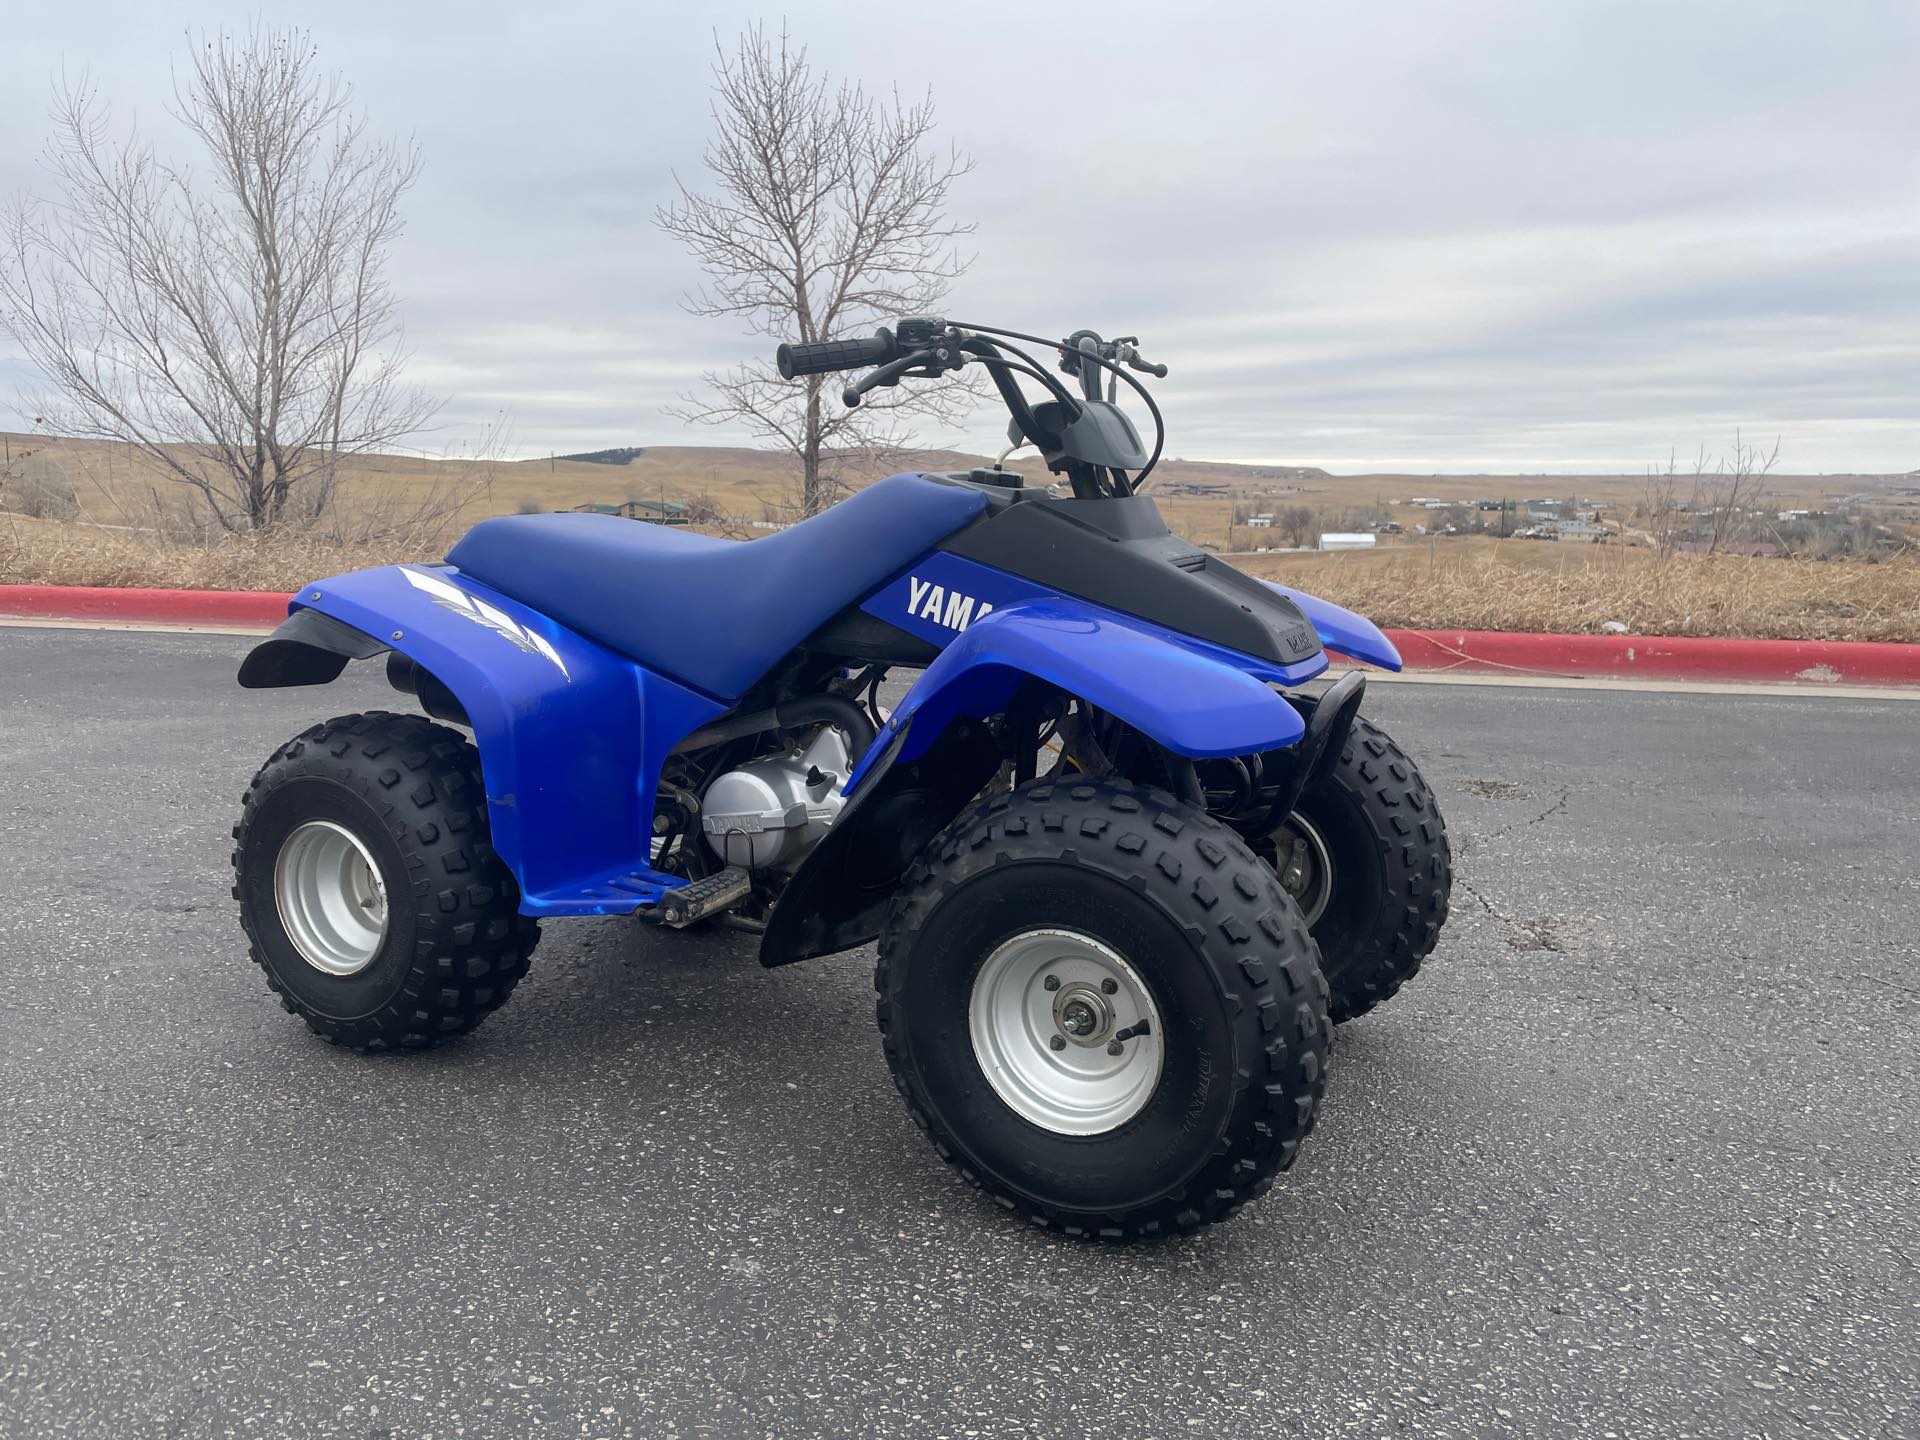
877 778 1331 1241
232 712 540 1050
1277 715 1451 1022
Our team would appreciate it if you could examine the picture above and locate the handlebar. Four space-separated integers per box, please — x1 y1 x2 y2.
769 316 1170 496
1062 331 1169 390
776 330 897 379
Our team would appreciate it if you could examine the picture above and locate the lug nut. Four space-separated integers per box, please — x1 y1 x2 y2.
1049 1035 1067 1051
1100 978 1118 995
1107 1041 1124 1056
1043 975 1060 991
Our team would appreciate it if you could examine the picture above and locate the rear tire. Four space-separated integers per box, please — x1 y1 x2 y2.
232 712 540 1050
1278 715 1451 1022
876 777 1331 1241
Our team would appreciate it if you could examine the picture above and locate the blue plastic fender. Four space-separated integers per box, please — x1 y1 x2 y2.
847 600 1315 793
844 551 1327 792
1264 584 1403 671
291 564 726 917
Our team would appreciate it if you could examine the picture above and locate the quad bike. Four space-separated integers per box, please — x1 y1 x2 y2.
232 316 1451 1239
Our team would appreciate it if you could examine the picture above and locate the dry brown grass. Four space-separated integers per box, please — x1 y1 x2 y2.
0 512 425 591
5 432 1917 643
1238 542 1920 643
7 509 1915 643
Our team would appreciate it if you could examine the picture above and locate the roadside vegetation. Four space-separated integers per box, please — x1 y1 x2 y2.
1237 543 1920 644
6 469 1916 643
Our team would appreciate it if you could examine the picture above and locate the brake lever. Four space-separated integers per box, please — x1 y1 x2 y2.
842 354 921 408
841 344 963 407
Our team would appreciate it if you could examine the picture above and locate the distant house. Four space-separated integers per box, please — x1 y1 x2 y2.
1550 520 1609 541
571 499 688 525
1318 532 1376 551
1246 514 1273 528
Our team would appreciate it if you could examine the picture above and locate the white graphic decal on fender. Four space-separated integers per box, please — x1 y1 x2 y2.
906 575 995 633
400 567 571 678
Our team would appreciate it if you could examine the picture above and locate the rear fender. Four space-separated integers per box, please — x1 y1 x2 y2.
1264 584 1402 671
246 564 726 916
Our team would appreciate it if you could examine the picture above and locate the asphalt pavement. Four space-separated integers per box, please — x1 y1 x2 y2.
1 625 1915 1439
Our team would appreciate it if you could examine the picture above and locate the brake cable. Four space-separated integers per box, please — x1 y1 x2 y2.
948 320 1168 488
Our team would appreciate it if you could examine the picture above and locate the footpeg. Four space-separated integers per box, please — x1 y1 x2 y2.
657 866 753 927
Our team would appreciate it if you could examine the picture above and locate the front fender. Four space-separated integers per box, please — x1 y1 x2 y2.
264 564 725 915
1265 584 1403 671
846 599 1313 793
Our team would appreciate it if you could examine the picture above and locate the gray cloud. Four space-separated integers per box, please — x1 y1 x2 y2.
2 0 1914 472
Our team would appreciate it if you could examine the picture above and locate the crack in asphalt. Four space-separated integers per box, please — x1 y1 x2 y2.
1456 873 1565 953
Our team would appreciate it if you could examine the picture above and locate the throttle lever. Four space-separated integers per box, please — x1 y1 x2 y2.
1111 337 1169 378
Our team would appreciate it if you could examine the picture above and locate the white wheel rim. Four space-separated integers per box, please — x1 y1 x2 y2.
968 929 1164 1136
274 820 389 977
1273 813 1334 927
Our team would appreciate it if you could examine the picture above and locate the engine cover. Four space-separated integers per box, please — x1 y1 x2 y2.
700 724 853 871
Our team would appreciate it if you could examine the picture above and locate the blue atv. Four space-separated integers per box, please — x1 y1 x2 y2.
233 317 1452 1239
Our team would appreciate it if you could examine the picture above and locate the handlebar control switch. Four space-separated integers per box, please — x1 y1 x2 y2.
891 316 951 350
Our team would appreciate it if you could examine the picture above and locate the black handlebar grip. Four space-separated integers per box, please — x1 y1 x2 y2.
1128 355 1169 378
776 331 895 379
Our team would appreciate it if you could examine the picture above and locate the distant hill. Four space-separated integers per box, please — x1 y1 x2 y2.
552 446 647 466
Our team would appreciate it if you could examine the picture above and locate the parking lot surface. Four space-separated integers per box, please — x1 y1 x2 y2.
2 626 1915 1438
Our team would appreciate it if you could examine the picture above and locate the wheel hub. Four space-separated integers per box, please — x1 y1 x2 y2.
273 820 389 977
968 929 1164 1136
1272 813 1333 927
1052 985 1113 1044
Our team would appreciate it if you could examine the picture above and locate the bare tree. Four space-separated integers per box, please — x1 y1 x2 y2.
657 26 975 516
1277 504 1317 548
1695 431 1779 555
0 27 434 531
1641 448 1696 562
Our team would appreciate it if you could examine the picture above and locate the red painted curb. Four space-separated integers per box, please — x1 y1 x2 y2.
1375 629 1920 687
0 584 291 628
3 584 1917 686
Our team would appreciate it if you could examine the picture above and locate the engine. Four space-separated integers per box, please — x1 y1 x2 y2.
699 723 853 872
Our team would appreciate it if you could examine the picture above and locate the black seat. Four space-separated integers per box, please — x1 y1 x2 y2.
446 473 987 698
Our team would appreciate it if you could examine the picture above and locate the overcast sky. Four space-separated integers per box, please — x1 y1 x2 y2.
3 1 1916 473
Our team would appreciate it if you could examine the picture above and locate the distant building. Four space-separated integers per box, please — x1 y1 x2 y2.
1550 520 1609 541
1246 514 1273 528
571 499 688 525
1318 532 1376 551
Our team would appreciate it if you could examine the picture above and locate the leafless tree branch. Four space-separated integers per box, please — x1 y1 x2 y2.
656 25 976 516
0 26 437 531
